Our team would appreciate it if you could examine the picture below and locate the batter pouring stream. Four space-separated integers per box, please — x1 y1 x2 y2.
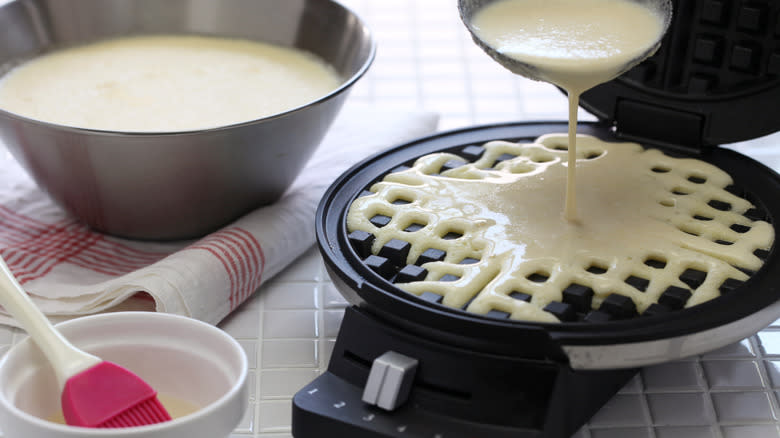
470 0 668 221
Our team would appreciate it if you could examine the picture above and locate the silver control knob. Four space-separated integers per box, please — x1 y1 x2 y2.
361 351 419 411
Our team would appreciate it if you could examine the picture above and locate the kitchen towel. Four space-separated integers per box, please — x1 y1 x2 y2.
0 104 439 327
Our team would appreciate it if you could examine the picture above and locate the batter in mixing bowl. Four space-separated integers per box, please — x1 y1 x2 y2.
0 35 342 132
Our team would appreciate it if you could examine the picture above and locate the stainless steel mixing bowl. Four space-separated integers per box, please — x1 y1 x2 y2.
0 0 375 240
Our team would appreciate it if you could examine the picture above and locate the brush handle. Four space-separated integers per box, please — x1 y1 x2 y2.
0 255 101 390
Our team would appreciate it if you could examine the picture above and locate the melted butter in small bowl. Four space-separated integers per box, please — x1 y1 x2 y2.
0 312 248 437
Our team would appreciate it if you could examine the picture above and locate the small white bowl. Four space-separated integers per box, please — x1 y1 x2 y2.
0 312 248 438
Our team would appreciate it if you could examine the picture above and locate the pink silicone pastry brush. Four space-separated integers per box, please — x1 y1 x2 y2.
0 255 171 427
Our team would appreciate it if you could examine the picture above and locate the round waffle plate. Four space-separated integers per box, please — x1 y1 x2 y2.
316 121 780 369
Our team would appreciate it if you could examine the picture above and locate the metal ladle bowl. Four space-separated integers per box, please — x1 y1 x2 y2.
458 0 673 83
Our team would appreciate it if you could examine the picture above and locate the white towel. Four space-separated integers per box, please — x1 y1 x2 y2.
0 105 439 326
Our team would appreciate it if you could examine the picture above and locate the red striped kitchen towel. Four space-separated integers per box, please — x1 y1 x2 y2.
0 105 438 326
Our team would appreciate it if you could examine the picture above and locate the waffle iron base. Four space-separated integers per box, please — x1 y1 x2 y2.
292 121 780 438
293 306 638 438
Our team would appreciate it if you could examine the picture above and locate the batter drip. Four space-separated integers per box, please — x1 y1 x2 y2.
470 0 668 221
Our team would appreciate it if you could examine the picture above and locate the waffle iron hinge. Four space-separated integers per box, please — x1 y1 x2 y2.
613 98 712 154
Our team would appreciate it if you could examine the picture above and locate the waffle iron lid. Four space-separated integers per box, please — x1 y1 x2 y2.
579 0 780 149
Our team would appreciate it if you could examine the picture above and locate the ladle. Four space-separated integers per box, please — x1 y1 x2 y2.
457 0 673 84
457 0 673 221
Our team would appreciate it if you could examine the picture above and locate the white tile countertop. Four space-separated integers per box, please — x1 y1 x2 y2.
2 1 780 437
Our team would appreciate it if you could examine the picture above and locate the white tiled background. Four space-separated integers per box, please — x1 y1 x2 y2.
3 0 780 437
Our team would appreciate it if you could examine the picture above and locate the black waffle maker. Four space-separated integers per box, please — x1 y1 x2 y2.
292 1 780 437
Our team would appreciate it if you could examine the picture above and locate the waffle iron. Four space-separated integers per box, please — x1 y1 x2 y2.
293 1 780 437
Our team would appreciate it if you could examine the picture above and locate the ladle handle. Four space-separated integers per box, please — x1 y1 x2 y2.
0 255 101 389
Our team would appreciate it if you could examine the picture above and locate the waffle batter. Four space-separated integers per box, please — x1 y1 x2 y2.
470 0 667 220
0 35 341 132
347 134 774 322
